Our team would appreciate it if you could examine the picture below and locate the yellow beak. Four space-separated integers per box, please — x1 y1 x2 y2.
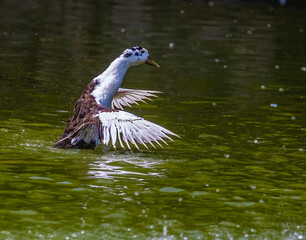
146 56 160 68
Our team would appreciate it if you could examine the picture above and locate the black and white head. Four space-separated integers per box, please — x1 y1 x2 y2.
121 46 160 68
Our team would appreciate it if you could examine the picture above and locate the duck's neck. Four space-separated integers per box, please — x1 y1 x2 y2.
91 57 130 108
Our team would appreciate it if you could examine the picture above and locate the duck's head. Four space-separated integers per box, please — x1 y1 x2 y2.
120 46 160 68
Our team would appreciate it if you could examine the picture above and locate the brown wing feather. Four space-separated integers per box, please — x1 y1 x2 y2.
53 80 117 149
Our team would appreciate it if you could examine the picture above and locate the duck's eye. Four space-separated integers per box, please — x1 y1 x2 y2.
141 50 144 53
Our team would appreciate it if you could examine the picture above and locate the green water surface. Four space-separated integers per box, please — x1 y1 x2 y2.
0 0 305 239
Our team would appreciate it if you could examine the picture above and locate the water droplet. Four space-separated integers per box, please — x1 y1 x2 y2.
267 24 271 28
247 30 252 35
214 58 220 63
298 235 303 240
291 116 296 120
134 191 139 196
300 28 304 33
275 65 279 69
270 103 277 107
206 184 210 187
178 197 183 202
81 230 85 234
254 139 258 143
212 102 216 107
120 28 125 33
261 85 266 89
208 1 214 7
259 199 264 203
169 42 174 49
250 185 256 189
180 10 185 14
216 189 220 192
224 154 230 158
223 65 227 69
279 88 284 92
301 66 306 71
299 148 304 152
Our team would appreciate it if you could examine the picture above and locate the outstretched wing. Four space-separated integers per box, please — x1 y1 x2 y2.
95 109 179 150
57 107 179 150
111 88 162 110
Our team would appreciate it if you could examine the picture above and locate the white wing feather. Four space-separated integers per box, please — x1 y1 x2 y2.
111 88 162 110
95 110 178 149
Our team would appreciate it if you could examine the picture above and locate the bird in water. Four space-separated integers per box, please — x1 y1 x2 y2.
54 46 179 150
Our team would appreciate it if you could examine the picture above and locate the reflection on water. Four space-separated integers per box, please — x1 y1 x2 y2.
88 153 162 179
0 0 306 239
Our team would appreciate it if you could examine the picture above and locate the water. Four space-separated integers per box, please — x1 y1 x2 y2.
0 0 305 239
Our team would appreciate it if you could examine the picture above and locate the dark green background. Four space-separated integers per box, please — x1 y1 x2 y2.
0 0 305 239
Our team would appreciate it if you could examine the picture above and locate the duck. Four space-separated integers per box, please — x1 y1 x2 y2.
53 46 179 150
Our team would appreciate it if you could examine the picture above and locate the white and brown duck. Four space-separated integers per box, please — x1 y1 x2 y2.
54 46 179 150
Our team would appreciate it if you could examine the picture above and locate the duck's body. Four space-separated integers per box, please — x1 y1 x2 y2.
54 46 178 150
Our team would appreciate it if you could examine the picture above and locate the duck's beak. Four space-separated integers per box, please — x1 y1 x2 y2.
146 56 160 68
